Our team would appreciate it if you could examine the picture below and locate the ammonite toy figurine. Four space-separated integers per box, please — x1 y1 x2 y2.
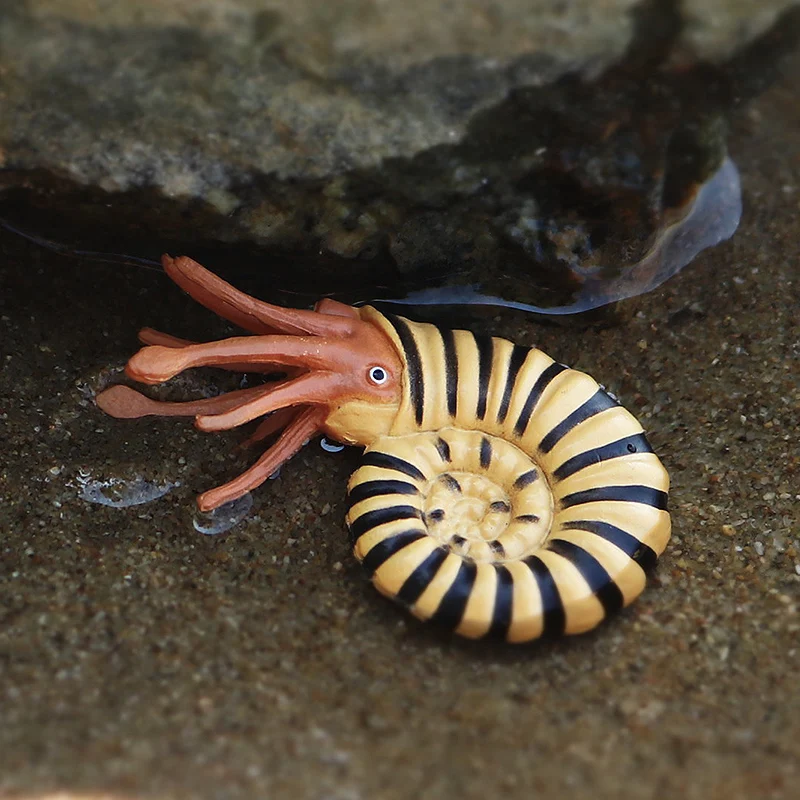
97 256 670 643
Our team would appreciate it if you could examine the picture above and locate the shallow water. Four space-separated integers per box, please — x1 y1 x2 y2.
1 49 799 800
370 156 743 316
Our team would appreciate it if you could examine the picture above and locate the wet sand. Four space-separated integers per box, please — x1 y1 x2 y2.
1 53 798 800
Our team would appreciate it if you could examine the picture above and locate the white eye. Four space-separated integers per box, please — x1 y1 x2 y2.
368 366 389 385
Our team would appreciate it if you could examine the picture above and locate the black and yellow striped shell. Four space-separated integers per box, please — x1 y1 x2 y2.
345 311 670 643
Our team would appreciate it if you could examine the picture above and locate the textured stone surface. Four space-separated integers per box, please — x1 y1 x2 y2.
1 0 640 190
0 0 798 298
679 0 800 60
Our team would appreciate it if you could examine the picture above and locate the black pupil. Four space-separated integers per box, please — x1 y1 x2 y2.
371 368 385 382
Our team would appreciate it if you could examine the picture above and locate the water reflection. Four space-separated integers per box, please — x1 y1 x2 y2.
369 157 741 315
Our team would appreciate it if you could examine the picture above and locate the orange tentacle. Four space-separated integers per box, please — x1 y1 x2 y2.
138 327 196 348
238 406 305 448
197 405 327 510
125 335 344 384
137 328 305 376
163 255 358 338
95 383 275 419
195 371 343 432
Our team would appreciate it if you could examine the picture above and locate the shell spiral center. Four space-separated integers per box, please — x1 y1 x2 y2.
421 445 554 564
350 429 554 565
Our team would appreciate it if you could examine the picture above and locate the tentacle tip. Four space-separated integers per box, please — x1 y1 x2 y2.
194 414 221 432
163 253 203 277
137 326 157 343
95 385 152 418
196 494 216 512
124 363 158 385
125 346 181 385
95 385 126 417
196 488 236 512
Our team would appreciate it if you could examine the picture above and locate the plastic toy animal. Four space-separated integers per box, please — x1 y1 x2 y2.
97 256 671 643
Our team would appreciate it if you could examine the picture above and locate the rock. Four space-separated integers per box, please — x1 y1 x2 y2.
679 0 800 62
0 0 641 189
0 0 798 300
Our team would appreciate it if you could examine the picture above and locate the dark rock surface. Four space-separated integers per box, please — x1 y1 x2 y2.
1 0 798 300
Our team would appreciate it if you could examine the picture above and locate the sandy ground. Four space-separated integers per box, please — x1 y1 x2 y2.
1 51 799 800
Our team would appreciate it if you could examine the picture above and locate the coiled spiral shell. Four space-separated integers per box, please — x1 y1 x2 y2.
346 313 670 643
